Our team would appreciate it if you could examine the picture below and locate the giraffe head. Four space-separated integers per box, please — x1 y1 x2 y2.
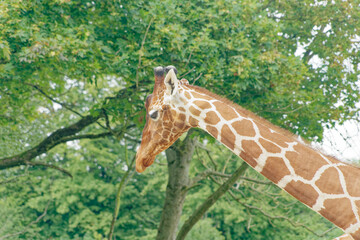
136 66 191 173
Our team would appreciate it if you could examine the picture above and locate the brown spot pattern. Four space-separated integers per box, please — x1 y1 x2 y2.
231 119 256 137
206 125 219 139
339 165 360 197
221 125 235 150
194 100 212 109
241 140 262 159
286 144 328 181
179 107 186 112
240 152 257 167
259 138 281 153
284 181 319 207
170 110 177 118
162 131 170 139
315 167 344 194
189 116 199 127
351 229 360 240
178 113 186 121
261 157 290 183
174 121 185 130
319 198 357 230
205 111 220 125
184 91 191 99
213 101 238 121
189 106 201 116
257 124 289 148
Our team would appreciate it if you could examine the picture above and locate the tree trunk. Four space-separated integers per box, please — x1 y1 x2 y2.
156 133 196 240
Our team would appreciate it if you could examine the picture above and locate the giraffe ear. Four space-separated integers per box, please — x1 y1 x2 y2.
164 67 179 96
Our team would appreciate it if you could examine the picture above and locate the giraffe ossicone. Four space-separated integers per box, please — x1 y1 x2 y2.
136 66 360 240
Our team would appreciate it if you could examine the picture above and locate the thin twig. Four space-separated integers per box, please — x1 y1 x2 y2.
25 82 108 130
222 154 233 173
192 73 203 85
107 155 136 240
135 17 155 88
197 144 217 170
227 190 336 237
0 200 51 240
0 174 27 184
25 83 84 117
25 161 73 178
101 108 118 137
183 50 193 69
180 67 196 79
240 176 272 185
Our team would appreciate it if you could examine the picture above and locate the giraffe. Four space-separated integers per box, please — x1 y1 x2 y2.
335 234 355 240
135 66 360 240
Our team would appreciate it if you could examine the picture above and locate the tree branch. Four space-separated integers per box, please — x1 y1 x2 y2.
176 162 249 240
107 156 136 240
189 165 272 188
302 25 326 63
26 82 108 130
0 113 102 170
25 83 84 117
240 176 273 185
0 83 139 171
0 173 27 184
180 66 195 79
227 190 337 237
0 200 51 240
25 161 73 178
135 17 154 88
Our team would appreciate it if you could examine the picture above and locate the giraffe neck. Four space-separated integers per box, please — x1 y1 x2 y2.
177 85 360 238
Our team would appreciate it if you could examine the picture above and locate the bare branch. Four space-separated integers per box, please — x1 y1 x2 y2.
0 174 27 184
25 83 84 117
176 162 249 240
192 73 203 85
240 176 272 185
59 131 113 143
180 67 195 79
189 164 272 188
227 190 337 237
303 25 326 63
25 161 73 178
183 50 193 70
108 155 136 240
135 17 155 88
26 82 108 130
0 114 103 170
0 200 51 240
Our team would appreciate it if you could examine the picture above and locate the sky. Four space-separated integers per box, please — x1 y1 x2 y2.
293 24 360 162
321 120 360 162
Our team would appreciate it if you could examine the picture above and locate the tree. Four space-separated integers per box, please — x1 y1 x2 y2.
1 0 359 239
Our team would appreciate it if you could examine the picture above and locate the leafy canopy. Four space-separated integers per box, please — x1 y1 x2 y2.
1 0 359 239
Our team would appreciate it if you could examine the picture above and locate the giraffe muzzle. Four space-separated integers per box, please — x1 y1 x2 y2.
135 153 155 173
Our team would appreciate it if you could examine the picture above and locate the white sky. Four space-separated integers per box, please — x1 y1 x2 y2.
293 24 360 162
321 120 360 162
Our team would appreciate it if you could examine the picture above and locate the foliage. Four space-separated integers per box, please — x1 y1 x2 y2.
1 0 359 239
0 138 344 239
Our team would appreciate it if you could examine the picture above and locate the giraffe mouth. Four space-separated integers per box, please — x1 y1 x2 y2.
135 154 155 173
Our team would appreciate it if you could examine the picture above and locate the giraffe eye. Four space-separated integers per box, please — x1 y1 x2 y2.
149 110 159 120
